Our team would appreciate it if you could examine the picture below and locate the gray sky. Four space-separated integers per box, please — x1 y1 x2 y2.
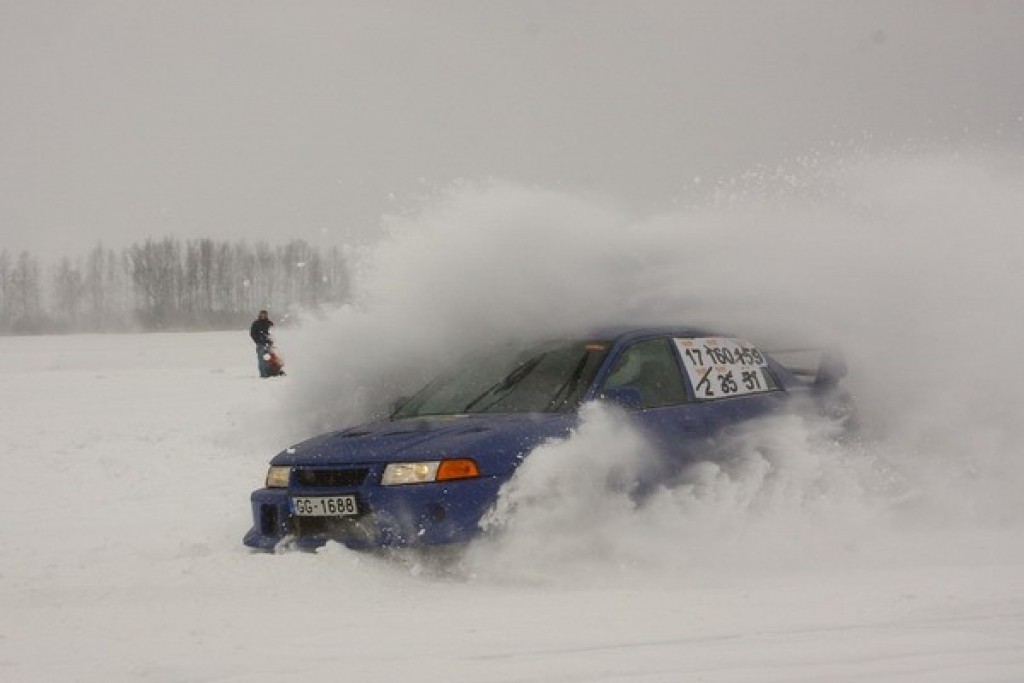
2 0 1023 258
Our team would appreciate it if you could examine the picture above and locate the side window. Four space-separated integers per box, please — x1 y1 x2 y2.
602 338 688 408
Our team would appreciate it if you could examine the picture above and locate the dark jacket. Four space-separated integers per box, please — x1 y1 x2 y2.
250 318 273 345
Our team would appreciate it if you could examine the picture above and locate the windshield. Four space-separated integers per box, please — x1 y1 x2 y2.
393 340 610 418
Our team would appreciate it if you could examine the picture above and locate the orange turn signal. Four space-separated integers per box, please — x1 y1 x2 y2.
436 459 480 482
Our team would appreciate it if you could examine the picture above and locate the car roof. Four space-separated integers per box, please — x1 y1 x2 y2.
583 325 729 344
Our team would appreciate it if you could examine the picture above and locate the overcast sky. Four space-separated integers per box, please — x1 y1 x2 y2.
2 0 1023 258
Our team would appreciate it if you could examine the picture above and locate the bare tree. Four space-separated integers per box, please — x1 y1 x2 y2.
8 251 43 332
127 238 183 328
0 249 11 332
52 256 85 329
0 237 351 334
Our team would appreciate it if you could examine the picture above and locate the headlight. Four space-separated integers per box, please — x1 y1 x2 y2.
265 466 291 488
382 462 439 486
381 459 480 486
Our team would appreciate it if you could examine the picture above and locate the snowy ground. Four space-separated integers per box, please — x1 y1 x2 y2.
4 154 1024 681
2 330 1022 683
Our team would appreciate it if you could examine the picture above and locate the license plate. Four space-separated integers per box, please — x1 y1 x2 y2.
291 495 359 517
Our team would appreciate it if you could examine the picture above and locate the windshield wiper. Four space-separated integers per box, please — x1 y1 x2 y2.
461 354 546 413
546 353 590 412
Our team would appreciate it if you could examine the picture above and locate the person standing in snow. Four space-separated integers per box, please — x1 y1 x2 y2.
250 310 275 378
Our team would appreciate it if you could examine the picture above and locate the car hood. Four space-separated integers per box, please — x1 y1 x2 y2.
269 413 576 476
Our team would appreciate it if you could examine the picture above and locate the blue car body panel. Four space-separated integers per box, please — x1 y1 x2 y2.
243 327 850 551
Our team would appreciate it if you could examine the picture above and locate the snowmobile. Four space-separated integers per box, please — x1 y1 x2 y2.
262 343 286 377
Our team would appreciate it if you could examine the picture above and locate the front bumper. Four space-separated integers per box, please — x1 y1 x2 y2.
243 475 504 551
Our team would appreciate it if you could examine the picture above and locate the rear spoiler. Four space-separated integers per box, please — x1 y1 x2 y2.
766 347 848 387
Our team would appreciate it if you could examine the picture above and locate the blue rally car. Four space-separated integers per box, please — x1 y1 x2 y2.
243 327 854 551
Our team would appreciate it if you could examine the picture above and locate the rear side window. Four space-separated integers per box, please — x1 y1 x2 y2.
601 338 688 408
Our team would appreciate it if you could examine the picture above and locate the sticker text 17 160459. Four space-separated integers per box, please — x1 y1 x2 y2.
674 337 775 400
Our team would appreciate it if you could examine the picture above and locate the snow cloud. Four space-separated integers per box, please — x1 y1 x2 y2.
260 149 1024 582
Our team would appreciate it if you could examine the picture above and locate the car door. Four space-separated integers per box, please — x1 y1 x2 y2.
672 336 788 435
597 336 708 465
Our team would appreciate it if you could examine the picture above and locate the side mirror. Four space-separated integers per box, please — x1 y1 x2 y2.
600 386 643 410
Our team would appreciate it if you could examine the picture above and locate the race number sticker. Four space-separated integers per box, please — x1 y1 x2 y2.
674 337 775 400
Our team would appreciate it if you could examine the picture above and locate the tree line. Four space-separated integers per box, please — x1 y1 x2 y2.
0 238 350 334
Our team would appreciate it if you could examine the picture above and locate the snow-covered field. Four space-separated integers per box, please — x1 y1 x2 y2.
2 330 1022 682
4 153 1024 681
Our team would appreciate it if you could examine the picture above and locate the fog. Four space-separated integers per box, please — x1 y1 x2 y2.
279 150 1024 434
265 149 1024 584
2 2 1023 257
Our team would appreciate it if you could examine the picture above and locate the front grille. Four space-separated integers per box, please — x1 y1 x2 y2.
293 467 369 488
